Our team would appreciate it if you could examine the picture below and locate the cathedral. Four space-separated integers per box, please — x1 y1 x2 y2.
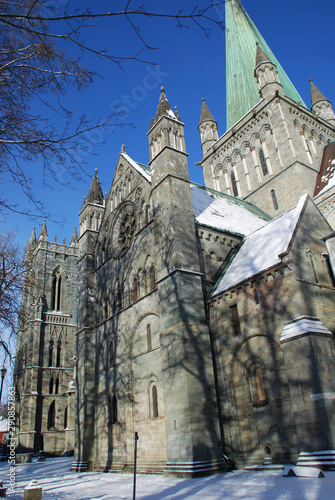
15 0 335 476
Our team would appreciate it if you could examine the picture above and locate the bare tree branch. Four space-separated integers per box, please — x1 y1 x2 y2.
0 1 225 218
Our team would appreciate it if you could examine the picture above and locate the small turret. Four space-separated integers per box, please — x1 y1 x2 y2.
86 168 104 205
310 79 335 126
79 169 105 238
70 227 78 247
148 87 186 163
38 220 48 241
28 226 36 246
254 43 284 101
198 98 218 153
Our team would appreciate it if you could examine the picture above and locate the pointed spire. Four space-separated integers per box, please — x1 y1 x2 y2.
255 42 270 67
155 87 173 120
199 98 216 125
70 227 78 246
28 226 36 246
149 87 177 129
39 219 48 239
86 168 104 205
310 79 328 107
309 79 335 125
198 98 219 153
225 0 306 129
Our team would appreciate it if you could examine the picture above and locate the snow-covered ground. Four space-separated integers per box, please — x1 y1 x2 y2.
1 457 335 499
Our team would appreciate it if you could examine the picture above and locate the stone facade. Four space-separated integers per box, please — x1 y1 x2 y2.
200 80 335 220
15 226 77 456
209 198 335 466
15 0 335 476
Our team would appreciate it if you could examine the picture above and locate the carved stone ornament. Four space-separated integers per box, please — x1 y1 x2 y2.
135 187 142 200
111 202 136 258
118 164 124 176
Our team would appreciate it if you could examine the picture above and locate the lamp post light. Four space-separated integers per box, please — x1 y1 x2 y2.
0 368 7 405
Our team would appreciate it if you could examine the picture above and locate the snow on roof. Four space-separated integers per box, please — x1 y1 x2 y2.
280 316 332 343
121 152 151 182
211 194 309 296
191 184 270 236
167 108 176 119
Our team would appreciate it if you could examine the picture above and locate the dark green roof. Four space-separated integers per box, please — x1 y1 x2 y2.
225 0 306 129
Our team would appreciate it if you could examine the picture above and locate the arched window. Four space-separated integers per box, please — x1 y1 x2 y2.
48 340 54 367
271 189 279 210
55 377 59 395
247 360 268 407
147 324 152 351
56 340 61 367
253 289 259 305
49 377 54 394
255 368 266 403
231 171 239 197
47 401 56 430
51 269 63 311
230 304 241 336
259 149 268 176
152 385 158 418
168 128 172 147
64 406 68 430
175 130 180 150
150 264 156 291
133 277 138 302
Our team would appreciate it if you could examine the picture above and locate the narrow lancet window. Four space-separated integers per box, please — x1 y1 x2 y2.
259 149 268 176
152 385 158 418
147 324 152 351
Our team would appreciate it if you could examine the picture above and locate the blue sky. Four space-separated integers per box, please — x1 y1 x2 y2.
2 0 335 247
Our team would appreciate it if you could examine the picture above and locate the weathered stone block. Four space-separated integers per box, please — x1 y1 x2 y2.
24 481 42 500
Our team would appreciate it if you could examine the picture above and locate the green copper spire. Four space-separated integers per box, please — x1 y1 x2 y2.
225 0 306 129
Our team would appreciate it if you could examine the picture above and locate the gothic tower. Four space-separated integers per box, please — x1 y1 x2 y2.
148 88 225 475
199 0 335 218
15 222 78 455
72 169 105 471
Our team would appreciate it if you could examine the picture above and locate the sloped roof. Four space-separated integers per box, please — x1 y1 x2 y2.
191 183 270 236
225 0 306 129
120 152 151 182
211 194 309 296
280 316 332 343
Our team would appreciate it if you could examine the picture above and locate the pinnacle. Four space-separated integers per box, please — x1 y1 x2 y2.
255 43 271 67
39 219 48 239
310 79 329 107
199 98 216 125
86 169 104 204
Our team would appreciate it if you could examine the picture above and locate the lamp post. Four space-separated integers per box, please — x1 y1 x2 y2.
0 368 7 405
